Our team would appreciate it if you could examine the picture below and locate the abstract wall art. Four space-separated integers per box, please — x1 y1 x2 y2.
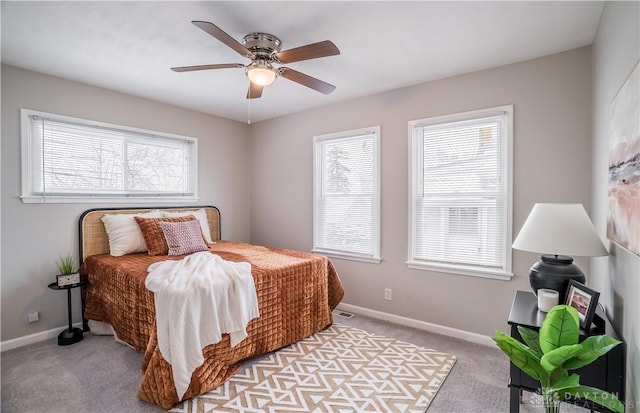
608 61 640 257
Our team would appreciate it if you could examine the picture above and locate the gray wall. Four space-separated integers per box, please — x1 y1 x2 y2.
248 47 594 337
1 64 250 341
591 1 640 408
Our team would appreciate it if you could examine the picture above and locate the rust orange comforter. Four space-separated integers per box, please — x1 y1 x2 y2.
82 241 344 409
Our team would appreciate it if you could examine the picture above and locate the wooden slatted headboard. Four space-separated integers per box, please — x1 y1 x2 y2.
78 206 221 261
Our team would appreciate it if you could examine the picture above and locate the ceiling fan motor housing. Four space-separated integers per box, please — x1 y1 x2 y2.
242 32 282 58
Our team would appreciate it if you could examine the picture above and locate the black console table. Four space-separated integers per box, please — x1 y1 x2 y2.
48 279 88 345
507 290 625 413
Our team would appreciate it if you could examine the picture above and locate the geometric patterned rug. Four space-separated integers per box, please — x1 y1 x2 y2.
170 324 456 413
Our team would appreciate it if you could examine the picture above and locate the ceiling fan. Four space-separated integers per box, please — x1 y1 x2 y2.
172 21 340 99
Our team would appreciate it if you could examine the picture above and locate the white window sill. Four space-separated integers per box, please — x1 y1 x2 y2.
20 195 200 204
312 249 382 264
406 260 513 281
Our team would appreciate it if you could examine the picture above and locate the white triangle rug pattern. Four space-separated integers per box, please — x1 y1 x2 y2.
170 324 457 413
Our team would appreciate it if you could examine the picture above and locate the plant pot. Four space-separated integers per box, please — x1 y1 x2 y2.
56 272 81 287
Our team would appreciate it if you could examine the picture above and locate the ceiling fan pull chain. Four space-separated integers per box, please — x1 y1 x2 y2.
247 97 251 125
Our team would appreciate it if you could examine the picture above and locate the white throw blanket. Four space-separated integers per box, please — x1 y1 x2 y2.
145 251 259 401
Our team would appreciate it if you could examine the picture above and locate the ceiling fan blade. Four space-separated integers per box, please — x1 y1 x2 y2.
192 21 254 59
247 82 263 99
171 63 244 72
278 67 336 94
275 40 340 64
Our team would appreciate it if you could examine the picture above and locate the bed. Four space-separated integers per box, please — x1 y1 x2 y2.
79 206 344 409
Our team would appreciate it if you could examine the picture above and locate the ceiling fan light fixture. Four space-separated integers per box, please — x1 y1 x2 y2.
246 62 276 86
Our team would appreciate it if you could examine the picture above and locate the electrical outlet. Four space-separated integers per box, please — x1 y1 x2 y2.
27 311 39 323
384 288 392 301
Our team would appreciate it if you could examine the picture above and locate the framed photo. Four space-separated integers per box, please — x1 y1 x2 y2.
565 280 600 330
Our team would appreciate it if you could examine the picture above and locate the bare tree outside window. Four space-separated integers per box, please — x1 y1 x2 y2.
326 144 350 193
127 142 186 192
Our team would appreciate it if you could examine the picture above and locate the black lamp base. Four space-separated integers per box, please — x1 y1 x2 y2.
529 254 585 301
58 327 83 346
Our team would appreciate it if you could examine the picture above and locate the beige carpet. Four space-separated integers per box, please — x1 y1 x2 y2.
170 324 457 413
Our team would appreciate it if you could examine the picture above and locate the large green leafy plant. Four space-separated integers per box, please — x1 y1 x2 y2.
493 304 624 413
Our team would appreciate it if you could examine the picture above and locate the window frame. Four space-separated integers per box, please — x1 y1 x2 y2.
407 105 514 280
20 108 199 204
312 126 381 264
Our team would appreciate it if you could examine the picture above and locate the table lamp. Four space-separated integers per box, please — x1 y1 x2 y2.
512 203 608 300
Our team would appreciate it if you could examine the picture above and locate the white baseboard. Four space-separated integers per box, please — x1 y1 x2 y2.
336 302 494 347
1 322 83 352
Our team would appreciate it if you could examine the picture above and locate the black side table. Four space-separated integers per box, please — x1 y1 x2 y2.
507 290 625 413
47 280 88 345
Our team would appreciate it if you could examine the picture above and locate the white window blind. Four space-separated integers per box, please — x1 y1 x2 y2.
20 109 198 203
408 106 513 279
313 126 380 263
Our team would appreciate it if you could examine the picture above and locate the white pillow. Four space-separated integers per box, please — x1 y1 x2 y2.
162 208 213 243
101 210 162 256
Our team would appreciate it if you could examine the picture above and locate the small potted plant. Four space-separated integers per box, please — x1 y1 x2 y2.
55 254 80 287
493 304 624 413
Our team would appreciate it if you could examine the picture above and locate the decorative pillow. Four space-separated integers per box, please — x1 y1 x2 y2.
159 220 210 256
162 208 214 243
101 210 162 256
134 215 198 256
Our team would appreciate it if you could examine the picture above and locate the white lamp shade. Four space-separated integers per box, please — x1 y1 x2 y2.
512 203 608 257
246 66 276 86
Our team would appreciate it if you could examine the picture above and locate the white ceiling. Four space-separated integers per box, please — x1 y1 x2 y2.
1 1 604 124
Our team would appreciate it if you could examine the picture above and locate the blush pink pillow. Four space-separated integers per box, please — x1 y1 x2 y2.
159 220 209 256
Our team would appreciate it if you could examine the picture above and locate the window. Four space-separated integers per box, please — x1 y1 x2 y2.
20 109 198 203
313 126 380 263
408 106 513 279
